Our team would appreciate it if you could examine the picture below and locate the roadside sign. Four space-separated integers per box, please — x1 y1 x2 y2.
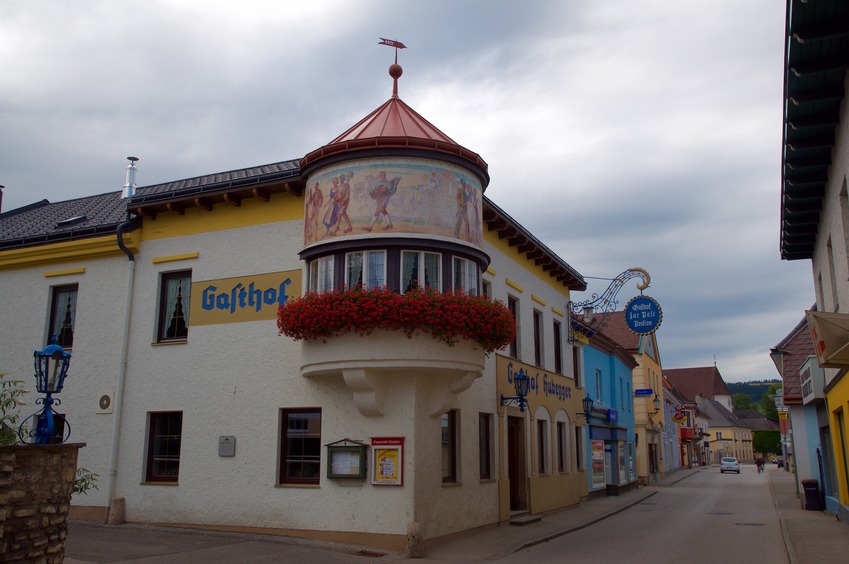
634 389 653 396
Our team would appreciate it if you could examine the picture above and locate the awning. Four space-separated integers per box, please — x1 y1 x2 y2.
806 310 849 368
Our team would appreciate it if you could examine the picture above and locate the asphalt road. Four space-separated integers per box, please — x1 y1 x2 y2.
498 468 787 564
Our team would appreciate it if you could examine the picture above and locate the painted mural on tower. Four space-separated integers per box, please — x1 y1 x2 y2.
304 157 483 248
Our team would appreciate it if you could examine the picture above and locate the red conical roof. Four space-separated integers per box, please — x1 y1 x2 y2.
300 64 488 187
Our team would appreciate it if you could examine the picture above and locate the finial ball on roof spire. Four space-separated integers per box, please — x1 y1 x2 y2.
389 63 403 79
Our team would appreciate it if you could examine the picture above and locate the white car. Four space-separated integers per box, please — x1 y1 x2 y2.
720 457 740 474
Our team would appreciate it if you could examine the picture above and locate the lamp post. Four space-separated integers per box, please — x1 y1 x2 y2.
501 368 531 412
577 395 594 420
19 336 72 444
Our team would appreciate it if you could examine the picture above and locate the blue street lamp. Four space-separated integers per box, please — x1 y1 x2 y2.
19 336 72 444
501 368 531 412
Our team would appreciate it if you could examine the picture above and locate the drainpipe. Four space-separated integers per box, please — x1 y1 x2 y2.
107 158 138 524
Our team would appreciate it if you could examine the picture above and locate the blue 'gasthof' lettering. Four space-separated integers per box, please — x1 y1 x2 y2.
202 279 292 313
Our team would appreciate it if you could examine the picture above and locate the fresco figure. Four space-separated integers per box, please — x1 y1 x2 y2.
468 181 481 244
322 176 340 235
332 171 353 234
362 170 401 232
305 182 324 243
454 178 470 239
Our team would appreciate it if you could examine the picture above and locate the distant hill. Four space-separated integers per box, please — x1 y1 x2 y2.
727 380 781 405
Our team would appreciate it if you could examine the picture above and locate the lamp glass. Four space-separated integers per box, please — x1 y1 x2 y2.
514 370 530 397
582 396 594 416
653 394 661 412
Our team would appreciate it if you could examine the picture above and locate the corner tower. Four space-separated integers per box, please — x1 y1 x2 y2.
298 60 490 294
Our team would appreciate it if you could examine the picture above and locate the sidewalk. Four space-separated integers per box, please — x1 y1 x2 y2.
64 465 849 563
768 465 849 564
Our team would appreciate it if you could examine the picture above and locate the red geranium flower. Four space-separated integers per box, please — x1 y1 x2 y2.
277 286 515 354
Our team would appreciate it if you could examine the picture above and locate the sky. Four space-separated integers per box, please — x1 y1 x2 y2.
0 0 815 382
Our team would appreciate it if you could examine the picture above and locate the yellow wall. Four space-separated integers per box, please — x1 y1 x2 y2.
827 373 849 505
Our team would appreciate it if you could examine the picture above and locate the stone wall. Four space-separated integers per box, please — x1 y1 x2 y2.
0 443 83 563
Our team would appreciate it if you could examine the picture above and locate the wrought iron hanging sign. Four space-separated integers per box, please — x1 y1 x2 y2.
624 295 663 335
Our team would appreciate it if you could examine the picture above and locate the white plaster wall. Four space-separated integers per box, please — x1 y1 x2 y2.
810 74 849 387
0 254 130 508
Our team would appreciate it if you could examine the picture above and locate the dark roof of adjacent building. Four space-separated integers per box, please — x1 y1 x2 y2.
771 315 814 405
663 366 731 403
593 311 642 352
734 409 780 431
586 320 639 370
779 0 849 260
696 397 748 429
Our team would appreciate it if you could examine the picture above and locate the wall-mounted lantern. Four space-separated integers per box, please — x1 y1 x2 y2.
500 368 531 412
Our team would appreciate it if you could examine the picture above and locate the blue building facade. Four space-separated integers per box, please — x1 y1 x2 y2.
582 330 639 495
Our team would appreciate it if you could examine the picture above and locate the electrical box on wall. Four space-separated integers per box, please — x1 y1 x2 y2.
218 435 236 457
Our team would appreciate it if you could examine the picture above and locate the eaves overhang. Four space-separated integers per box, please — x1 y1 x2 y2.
780 0 849 261
482 196 586 292
127 160 304 219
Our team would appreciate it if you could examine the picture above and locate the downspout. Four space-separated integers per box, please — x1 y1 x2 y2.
107 158 138 524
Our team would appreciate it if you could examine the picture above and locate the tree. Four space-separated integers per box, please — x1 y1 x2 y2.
732 393 753 411
760 383 782 420
753 430 781 455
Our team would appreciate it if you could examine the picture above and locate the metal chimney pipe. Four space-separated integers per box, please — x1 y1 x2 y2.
121 157 139 199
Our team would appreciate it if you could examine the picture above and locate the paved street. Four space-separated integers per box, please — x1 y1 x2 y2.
65 464 849 563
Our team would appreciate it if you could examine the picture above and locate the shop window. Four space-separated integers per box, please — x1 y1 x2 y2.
553 320 563 374
308 256 334 293
49 284 78 348
452 257 479 295
441 410 458 483
157 271 191 342
346 250 386 289
146 412 182 482
279 408 322 484
479 413 493 480
508 296 519 358
575 426 585 471
402 250 441 292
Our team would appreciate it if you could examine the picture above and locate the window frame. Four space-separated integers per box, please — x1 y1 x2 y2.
279 408 323 485
157 270 191 343
441 410 458 483
145 411 183 483
401 250 441 292
508 296 519 358
556 419 570 473
49 283 78 349
345 250 386 289
537 418 550 475
452 256 479 295
309 256 335 293
478 412 493 480
553 319 563 374
533 309 544 367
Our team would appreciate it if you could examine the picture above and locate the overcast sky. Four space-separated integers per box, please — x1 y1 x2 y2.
0 0 815 382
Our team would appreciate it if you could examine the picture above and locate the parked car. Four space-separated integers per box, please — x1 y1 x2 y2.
720 457 740 474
